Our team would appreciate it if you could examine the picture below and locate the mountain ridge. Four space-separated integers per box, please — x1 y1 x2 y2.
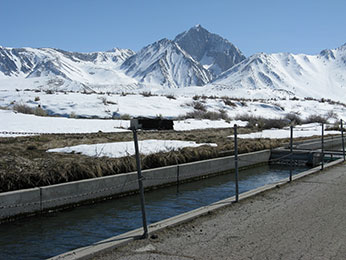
0 27 345 102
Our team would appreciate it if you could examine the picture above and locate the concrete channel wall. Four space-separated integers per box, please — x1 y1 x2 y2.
0 150 270 221
294 136 345 150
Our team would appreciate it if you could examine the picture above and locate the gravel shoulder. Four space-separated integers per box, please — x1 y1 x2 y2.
92 162 346 260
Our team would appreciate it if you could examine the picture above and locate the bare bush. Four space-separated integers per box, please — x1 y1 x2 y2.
13 103 48 116
222 97 236 107
303 115 327 124
165 94 176 100
184 109 230 121
284 113 303 125
325 110 338 120
192 95 200 100
13 103 35 114
45 89 54 94
141 91 154 97
235 114 289 130
193 101 207 112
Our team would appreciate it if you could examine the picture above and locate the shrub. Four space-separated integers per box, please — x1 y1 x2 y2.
193 101 207 112
34 107 48 116
141 91 153 97
13 103 34 114
192 95 200 101
284 113 302 125
235 114 289 130
184 109 230 121
34 96 40 102
222 97 236 107
303 115 327 124
13 103 48 116
165 94 176 100
45 89 54 94
325 110 338 120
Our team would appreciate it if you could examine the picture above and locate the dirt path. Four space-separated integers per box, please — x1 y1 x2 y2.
92 162 346 260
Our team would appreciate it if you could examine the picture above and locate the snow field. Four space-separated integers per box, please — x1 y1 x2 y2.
1 91 345 121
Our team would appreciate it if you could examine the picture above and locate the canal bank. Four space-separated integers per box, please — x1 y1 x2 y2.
85 160 346 260
0 150 270 221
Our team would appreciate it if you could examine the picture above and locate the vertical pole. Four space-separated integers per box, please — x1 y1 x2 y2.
234 124 239 202
132 129 148 239
289 125 293 182
321 123 324 170
176 165 180 193
341 119 345 161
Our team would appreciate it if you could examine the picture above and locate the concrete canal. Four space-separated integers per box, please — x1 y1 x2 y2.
0 164 309 260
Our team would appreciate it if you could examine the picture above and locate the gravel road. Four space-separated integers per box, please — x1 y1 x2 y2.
92 162 346 260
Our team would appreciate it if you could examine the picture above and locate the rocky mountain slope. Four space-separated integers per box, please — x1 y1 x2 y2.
175 25 245 77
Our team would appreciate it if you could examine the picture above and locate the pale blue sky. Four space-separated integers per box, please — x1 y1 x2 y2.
1 0 345 56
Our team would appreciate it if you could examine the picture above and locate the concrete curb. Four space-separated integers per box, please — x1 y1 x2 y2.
49 159 345 260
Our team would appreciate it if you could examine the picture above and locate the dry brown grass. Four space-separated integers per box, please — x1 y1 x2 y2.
0 128 296 192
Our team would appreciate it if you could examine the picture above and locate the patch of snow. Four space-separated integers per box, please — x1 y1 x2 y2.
174 119 247 131
0 109 129 137
236 123 340 139
47 140 217 158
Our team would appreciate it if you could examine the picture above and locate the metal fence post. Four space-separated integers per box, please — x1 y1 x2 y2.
132 128 148 239
341 119 345 161
321 123 324 170
289 125 293 182
234 124 239 202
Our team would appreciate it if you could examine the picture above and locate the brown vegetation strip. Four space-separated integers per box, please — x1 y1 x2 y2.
0 128 295 193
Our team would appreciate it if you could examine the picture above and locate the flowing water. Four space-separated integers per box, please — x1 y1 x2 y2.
0 164 309 259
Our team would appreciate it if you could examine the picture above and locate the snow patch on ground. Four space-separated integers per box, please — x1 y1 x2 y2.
174 119 247 131
0 109 129 137
236 123 340 139
47 140 217 158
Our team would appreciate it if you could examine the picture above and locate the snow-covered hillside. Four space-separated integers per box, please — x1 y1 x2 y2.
121 38 212 88
211 44 346 102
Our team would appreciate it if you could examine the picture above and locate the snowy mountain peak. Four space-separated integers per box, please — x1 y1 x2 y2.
174 25 246 77
121 38 212 88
